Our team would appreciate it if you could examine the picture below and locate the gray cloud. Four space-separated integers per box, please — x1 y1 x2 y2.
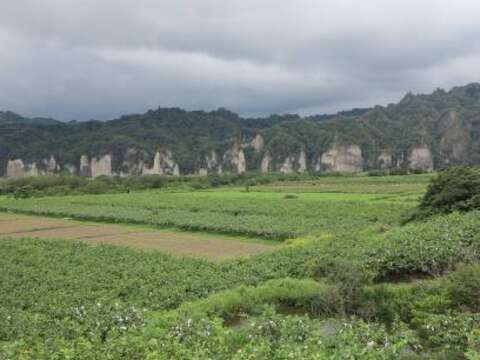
0 0 480 120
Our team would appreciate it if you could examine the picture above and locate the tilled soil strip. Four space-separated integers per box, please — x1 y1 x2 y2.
0 212 276 261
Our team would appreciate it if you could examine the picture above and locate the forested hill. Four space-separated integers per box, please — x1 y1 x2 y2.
1 83 480 178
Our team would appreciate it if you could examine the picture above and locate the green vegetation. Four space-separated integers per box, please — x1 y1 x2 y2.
0 186 416 240
253 173 432 194
411 166 480 220
2 173 480 358
0 171 431 197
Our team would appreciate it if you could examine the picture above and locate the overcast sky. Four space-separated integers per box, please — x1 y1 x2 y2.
1 0 479 121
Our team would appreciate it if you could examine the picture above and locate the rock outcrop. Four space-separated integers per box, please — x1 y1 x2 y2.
79 155 91 177
251 134 265 152
6 159 38 178
278 151 307 173
298 150 307 172
6 156 60 178
47 156 59 173
438 111 469 164
279 156 295 173
91 154 112 178
142 150 180 176
142 152 162 175
261 153 272 173
409 147 433 171
224 145 246 174
201 150 222 174
237 150 246 174
1 143 440 178
377 152 393 169
120 148 144 176
320 145 363 172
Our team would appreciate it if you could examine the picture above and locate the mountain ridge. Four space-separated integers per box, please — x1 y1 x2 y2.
1 82 479 178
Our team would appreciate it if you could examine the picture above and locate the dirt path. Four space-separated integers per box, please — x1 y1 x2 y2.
0 212 277 261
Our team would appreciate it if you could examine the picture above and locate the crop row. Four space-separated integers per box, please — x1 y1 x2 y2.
0 190 415 239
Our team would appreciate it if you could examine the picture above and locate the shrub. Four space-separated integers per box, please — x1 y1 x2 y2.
368 170 389 177
411 166 480 221
13 185 35 199
413 311 479 352
447 264 480 312
307 258 374 315
174 278 329 320
365 212 480 279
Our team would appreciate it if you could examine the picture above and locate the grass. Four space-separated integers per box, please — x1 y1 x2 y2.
251 173 432 194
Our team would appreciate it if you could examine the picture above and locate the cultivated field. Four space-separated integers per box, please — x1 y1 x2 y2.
251 173 432 194
0 179 422 240
2 172 480 358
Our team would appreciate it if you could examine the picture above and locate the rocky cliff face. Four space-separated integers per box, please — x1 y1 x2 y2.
79 155 91 177
276 151 307 173
319 145 363 172
223 144 246 174
91 154 112 178
377 152 393 169
6 156 60 178
6 159 38 178
251 134 265 152
437 110 470 165
261 153 272 173
142 150 180 176
1 143 439 178
408 147 433 171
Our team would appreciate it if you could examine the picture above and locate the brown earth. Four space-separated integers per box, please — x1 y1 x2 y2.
0 212 277 261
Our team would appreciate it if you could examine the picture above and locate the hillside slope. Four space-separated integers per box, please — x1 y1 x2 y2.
1 83 479 177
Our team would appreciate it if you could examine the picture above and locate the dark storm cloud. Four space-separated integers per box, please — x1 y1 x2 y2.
0 0 479 120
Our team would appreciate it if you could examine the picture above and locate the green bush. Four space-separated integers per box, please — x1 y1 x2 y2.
412 166 480 221
173 278 329 320
365 212 480 279
413 311 479 352
313 260 374 315
447 264 480 312
13 185 35 199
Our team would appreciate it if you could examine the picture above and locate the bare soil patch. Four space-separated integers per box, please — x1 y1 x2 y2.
0 213 276 261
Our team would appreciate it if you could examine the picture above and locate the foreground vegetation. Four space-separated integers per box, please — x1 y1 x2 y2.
1 169 480 358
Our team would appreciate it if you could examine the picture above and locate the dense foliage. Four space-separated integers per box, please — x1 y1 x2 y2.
411 166 480 220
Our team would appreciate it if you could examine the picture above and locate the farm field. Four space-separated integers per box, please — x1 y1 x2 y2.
0 178 422 240
2 172 480 359
251 173 432 194
0 213 276 260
